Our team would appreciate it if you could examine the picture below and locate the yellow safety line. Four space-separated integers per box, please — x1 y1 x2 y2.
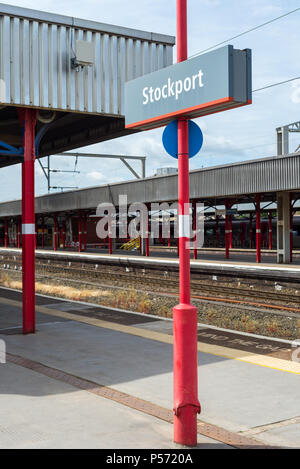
1 295 300 375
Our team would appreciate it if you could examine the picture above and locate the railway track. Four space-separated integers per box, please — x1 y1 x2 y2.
1 256 300 310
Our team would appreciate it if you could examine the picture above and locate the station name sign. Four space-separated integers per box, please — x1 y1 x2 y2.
125 45 252 131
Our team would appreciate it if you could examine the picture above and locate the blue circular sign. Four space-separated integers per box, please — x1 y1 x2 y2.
162 120 203 159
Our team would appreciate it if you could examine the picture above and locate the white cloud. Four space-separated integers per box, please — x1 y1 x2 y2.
87 171 105 181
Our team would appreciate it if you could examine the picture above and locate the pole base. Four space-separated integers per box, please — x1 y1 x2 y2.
173 303 201 447
174 405 199 447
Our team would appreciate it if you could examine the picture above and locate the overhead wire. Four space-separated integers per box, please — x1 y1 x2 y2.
189 7 300 58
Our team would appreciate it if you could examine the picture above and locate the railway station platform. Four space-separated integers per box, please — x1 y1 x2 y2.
0 286 300 449
1 247 300 281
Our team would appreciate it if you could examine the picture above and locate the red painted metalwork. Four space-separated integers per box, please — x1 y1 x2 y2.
146 203 150 257
193 200 197 259
268 212 272 250
84 213 87 251
14 221 17 247
20 108 37 334
53 215 58 251
4 219 8 248
78 213 82 253
229 215 233 249
173 0 200 447
256 194 261 263
290 193 293 263
225 200 231 259
125 97 250 131
215 215 219 248
108 214 112 255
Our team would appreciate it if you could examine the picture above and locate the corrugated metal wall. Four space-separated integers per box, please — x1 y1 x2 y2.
0 14 173 115
189 155 300 198
0 155 300 216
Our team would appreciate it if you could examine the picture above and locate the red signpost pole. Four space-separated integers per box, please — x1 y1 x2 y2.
173 0 200 447
21 109 37 334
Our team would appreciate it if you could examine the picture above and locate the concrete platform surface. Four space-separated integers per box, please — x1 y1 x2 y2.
1 361 229 449
1 288 300 449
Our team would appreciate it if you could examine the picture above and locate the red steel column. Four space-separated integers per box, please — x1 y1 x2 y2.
249 212 253 248
21 109 37 334
290 194 293 263
53 215 58 251
216 215 219 248
256 194 261 263
78 213 82 253
4 219 8 248
84 213 87 251
225 201 230 259
14 220 17 247
192 200 197 260
108 214 112 255
173 0 200 447
146 203 150 257
268 212 272 250
229 215 233 249
108 237 112 254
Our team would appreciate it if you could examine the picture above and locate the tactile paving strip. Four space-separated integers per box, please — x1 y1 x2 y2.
7 352 276 449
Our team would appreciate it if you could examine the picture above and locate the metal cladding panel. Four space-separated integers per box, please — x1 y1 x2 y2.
1 155 300 217
189 154 300 198
0 10 174 115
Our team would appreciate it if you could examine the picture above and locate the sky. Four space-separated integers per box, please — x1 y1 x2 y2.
0 0 300 201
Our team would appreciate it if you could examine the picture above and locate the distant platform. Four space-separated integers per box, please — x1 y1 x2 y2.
1 247 300 281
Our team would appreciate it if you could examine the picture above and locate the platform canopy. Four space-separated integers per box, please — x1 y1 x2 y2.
0 3 175 168
0 154 300 217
